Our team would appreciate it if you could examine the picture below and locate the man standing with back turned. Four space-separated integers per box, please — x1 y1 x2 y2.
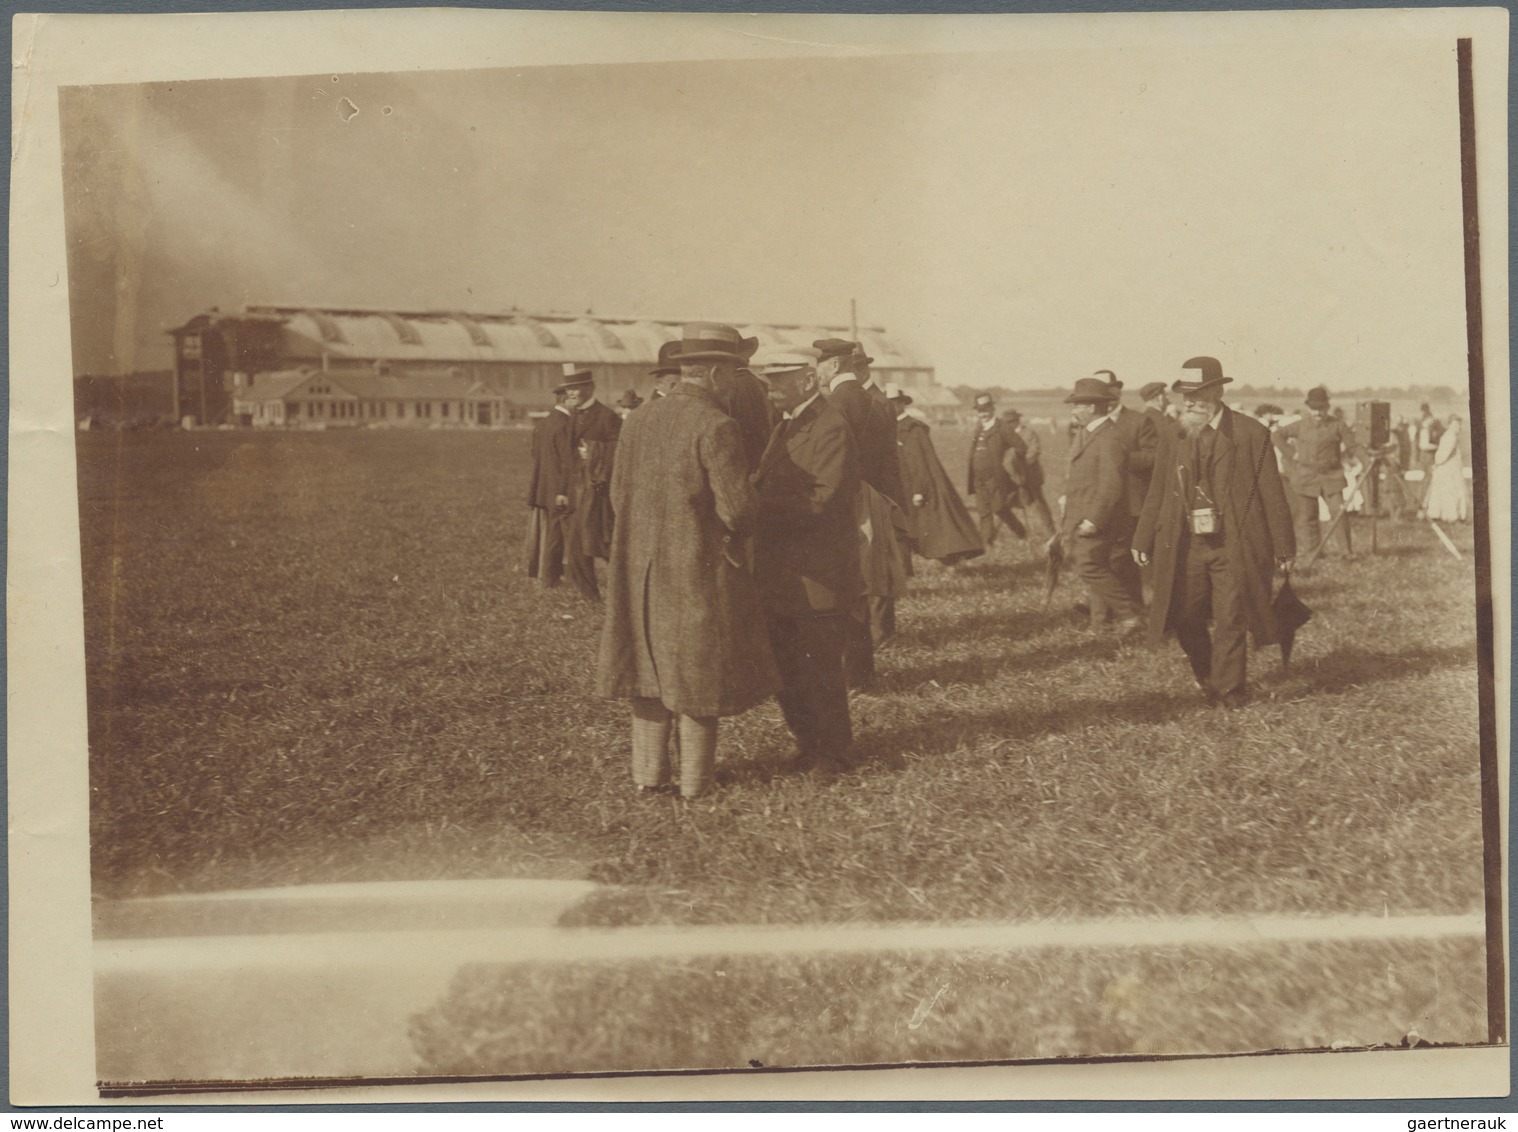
1133 357 1295 709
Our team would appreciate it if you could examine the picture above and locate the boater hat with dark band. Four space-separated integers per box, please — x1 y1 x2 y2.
554 362 594 393
667 322 758 364
749 347 820 376
1171 356 1234 395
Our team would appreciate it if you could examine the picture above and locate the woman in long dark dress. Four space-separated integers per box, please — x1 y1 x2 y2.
888 385 984 566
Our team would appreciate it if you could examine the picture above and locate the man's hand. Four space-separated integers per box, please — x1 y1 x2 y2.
1132 548 1150 567
1277 555 1295 574
554 494 570 510
1076 519 1097 536
912 493 925 507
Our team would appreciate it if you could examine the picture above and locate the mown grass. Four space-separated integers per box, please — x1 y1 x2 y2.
78 428 1485 926
408 937 1487 1076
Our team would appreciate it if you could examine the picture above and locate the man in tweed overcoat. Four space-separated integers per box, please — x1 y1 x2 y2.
596 324 779 799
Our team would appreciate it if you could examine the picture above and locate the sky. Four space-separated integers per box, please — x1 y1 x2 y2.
59 35 1470 392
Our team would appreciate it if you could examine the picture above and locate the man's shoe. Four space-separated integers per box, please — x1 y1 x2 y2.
1113 616 1145 640
1195 681 1220 707
1219 690 1250 710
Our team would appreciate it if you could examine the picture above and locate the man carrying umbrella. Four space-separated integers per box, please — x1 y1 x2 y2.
1132 357 1296 709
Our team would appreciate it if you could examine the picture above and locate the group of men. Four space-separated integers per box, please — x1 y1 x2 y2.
1057 358 1298 711
588 322 929 797
533 330 1384 796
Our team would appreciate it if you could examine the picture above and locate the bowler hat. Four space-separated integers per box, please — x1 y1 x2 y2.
750 346 820 376
668 322 758 364
812 337 859 361
1305 385 1331 410
1065 377 1118 404
852 347 876 367
1139 381 1168 402
885 382 912 406
649 340 681 377
973 392 995 410
1172 356 1234 396
615 389 644 410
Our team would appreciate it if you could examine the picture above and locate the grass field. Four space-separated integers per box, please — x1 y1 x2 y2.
78 426 1486 931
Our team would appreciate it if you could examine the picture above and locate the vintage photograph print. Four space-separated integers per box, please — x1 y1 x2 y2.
36 8 1506 1096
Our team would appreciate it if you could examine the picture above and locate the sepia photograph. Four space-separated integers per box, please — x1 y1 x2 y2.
8 5 1510 1104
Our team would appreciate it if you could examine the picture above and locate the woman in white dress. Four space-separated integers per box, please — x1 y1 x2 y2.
1423 414 1468 522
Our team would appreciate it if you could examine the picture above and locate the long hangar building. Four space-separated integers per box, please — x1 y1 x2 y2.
167 304 945 428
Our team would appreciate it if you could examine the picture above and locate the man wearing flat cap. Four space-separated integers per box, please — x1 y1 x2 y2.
1272 385 1363 564
966 391 1030 549
560 364 621 601
597 323 779 800
1133 357 1296 709
1059 377 1143 635
751 346 863 776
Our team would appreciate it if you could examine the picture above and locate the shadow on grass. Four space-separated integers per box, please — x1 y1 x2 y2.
878 632 1121 692
1295 643 1475 694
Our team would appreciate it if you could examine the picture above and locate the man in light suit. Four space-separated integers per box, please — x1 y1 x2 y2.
752 347 864 777
1059 377 1143 635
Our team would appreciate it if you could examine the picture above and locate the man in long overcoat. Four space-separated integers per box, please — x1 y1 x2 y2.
524 387 576 588
1099 372 1158 613
561 365 621 600
1132 357 1296 709
891 385 983 565
1001 408 1055 535
966 392 1029 547
1060 378 1143 634
752 346 863 776
596 324 779 799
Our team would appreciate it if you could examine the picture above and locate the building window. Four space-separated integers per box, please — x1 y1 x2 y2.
442 402 450 418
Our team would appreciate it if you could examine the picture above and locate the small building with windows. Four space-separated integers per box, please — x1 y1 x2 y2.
169 304 938 427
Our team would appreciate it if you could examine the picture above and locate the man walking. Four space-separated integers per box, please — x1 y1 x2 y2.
561 364 622 600
752 347 863 777
1060 377 1143 636
1133 357 1295 708
1002 408 1055 535
1272 385 1362 563
1100 372 1158 612
596 324 779 800
966 392 1029 548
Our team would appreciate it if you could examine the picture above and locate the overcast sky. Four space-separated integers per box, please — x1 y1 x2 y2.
60 34 1469 392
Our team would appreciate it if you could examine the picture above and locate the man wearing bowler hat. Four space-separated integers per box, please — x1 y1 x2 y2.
596 323 778 800
1272 384 1363 564
966 391 1030 549
1059 377 1143 635
648 341 681 400
1133 357 1296 708
752 346 863 777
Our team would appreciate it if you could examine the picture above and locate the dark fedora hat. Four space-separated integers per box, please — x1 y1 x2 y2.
615 389 644 410
1172 356 1234 395
668 322 758 364
1065 377 1119 404
812 337 859 361
1139 381 1168 402
649 340 681 377
554 362 594 393
1305 385 1331 409
852 347 876 367
884 382 912 406
1094 369 1122 391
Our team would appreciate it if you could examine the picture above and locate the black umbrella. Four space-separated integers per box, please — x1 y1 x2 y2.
1272 576 1313 670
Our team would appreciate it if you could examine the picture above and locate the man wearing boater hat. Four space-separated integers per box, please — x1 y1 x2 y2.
1059 377 1143 635
559 363 621 601
1132 357 1295 709
751 346 863 777
596 323 779 799
1272 384 1363 564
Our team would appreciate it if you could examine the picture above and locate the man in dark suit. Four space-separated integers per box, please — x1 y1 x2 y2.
525 386 576 588
1060 377 1143 635
1133 357 1296 709
561 364 622 601
752 347 863 777
966 392 1029 548
1098 372 1158 613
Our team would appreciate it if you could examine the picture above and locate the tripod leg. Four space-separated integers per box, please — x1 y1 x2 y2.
1299 457 1379 572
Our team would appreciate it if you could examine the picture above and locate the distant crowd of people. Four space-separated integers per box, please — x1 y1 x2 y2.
521 327 1469 798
